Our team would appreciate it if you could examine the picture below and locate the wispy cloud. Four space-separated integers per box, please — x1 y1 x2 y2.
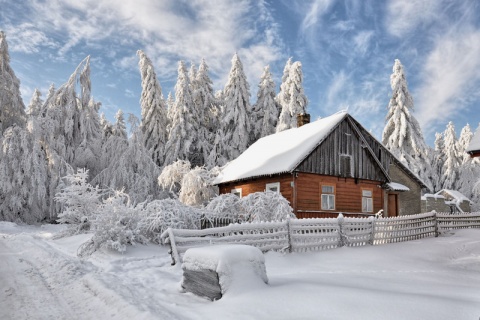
4 23 58 53
300 0 334 33
353 30 374 55
415 30 480 134
385 0 442 37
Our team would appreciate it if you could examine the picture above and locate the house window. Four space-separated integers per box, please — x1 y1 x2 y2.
321 185 335 210
362 189 373 213
340 155 352 177
266 182 280 193
231 188 242 198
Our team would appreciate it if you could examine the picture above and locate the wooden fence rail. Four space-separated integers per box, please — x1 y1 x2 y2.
160 212 480 265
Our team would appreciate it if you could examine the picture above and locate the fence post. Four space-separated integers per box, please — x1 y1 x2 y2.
369 216 375 245
433 211 439 237
286 218 292 253
167 228 180 266
338 214 345 247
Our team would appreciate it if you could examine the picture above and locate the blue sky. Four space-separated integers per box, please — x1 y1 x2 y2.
1 0 480 146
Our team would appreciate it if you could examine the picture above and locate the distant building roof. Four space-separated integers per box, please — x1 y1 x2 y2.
466 126 480 157
436 189 472 204
386 182 410 192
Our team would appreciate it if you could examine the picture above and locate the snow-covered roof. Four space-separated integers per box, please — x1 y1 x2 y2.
213 111 348 184
436 189 472 204
466 126 480 153
386 182 410 192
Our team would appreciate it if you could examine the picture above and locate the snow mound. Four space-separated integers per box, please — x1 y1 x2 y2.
182 244 268 295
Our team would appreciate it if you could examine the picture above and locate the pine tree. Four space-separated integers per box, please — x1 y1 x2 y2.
276 58 292 133
164 61 195 166
382 59 432 191
457 123 474 165
26 89 43 118
137 50 169 167
193 59 217 167
431 132 446 192
442 121 459 189
0 31 26 133
288 61 308 121
112 109 127 139
100 113 113 142
251 65 278 142
222 53 251 160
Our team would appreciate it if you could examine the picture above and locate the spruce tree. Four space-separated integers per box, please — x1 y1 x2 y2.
431 132 446 192
251 65 278 142
276 58 292 133
112 109 127 139
0 31 26 134
382 59 432 191
457 123 474 165
222 53 251 160
26 89 43 118
164 61 195 166
137 50 168 167
442 121 459 189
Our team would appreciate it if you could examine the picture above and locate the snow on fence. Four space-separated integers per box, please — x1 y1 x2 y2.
372 212 437 245
161 212 480 265
437 212 480 231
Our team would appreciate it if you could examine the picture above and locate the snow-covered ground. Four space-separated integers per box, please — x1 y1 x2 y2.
1 222 479 320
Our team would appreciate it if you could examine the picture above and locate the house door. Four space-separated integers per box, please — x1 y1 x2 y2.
388 194 398 217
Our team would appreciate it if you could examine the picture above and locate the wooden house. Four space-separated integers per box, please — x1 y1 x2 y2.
466 126 480 158
212 111 426 218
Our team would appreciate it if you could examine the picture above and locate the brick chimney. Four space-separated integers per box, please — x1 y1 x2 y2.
296 113 310 127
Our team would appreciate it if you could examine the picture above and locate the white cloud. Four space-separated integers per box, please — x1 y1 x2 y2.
300 0 334 32
385 0 441 37
353 30 374 55
20 0 282 91
4 23 58 53
415 31 480 134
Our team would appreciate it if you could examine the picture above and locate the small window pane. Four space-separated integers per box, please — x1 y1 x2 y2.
362 197 373 212
362 190 372 197
266 182 280 193
322 185 334 193
321 194 335 210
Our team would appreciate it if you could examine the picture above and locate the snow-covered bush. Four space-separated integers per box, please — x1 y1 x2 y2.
55 169 103 233
77 190 146 257
241 191 295 222
138 199 204 243
205 193 246 222
179 166 218 207
158 160 191 193
205 191 295 223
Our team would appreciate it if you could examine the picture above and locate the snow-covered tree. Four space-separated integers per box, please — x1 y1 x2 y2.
222 53 251 160
157 159 191 194
431 132 446 192
193 59 218 167
382 59 432 191
100 113 113 142
0 125 48 223
240 191 295 222
457 123 474 165
251 65 278 141
0 31 26 133
137 50 168 167
442 121 460 189
112 109 127 139
26 89 43 118
178 166 218 207
92 115 162 203
276 58 292 133
164 61 195 166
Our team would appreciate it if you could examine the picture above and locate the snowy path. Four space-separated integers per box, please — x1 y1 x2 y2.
1 222 480 320
0 226 181 320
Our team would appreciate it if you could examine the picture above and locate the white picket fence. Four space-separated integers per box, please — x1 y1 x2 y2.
160 211 480 265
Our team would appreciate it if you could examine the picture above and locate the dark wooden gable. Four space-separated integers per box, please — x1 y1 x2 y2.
295 115 390 182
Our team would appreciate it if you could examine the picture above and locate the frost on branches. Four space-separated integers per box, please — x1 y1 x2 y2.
164 61 195 166
276 60 308 132
0 31 25 134
251 65 278 142
382 59 432 191
221 53 251 160
137 50 168 167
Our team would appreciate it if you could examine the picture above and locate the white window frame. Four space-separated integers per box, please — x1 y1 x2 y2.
362 189 373 213
231 188 242 198
321 185 335 211
266 182 280 193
